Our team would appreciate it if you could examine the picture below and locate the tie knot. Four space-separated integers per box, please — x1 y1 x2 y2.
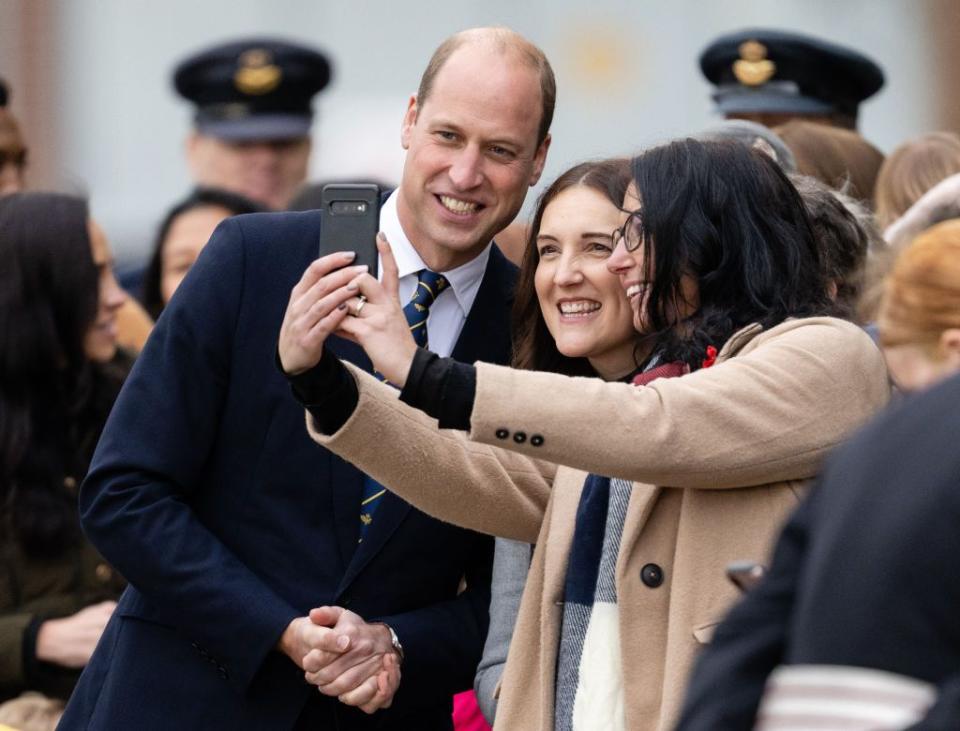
411 269 448 307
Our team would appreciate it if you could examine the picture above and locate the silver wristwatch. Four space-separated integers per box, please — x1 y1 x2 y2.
375 622 404 664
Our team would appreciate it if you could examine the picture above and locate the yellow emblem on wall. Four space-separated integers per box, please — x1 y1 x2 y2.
733 40 776 87
234 49 282 95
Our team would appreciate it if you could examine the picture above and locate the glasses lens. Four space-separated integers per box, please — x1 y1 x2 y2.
625 214 642 252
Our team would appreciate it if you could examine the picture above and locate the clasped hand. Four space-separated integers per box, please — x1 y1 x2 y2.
281 606 401 714
277 233 419 386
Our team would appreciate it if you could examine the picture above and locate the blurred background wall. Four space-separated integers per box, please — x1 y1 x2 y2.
1 0 957 266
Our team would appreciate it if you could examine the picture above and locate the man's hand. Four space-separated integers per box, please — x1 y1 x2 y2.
303 606 402 712
277 251 370 375
335 234 420 386
276 615 349 671
35 600 117 668
347 651 401 714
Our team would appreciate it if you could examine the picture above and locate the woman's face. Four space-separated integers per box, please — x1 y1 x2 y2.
534 186 637 379
883 334 960 393
83 219 127 363
607 182 698 333
160 205 232 304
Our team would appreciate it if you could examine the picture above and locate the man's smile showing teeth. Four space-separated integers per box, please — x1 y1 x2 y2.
558 300 601 317
439 195 480 215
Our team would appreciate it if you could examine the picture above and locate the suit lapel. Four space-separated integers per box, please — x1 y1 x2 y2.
335 245 517 595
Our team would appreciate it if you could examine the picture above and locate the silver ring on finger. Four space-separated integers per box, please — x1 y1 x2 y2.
353 295 367 317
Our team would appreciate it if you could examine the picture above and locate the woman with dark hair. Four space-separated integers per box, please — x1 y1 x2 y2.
0 193 129 706
141 187 263 319
278 139 890 730
472 158 639 725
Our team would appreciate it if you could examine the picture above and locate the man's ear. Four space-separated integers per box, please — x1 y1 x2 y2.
529 133 551 187
400 95 418 150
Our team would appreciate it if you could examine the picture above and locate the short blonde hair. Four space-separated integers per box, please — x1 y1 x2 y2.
878 218 960 348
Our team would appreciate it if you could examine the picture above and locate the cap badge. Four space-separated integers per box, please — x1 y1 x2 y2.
234 49 282 95
733 40 776 87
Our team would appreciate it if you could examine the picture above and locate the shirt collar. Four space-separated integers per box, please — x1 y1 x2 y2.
378 190 491 315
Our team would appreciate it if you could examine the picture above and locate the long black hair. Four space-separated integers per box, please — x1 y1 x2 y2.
631 138 834 367
142 187 263 318
0 193 126 556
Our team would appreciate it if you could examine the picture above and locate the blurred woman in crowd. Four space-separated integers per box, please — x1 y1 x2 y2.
774 120 884 203
0 193 129 708
790 174 881 321
877 219 960 392
141 187 262 319
470 158 639 726
279 138 889 730
874 131 960 231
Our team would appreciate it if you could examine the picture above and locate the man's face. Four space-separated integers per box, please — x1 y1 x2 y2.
0 110 27 195
396 46 550 271
186 133 310 210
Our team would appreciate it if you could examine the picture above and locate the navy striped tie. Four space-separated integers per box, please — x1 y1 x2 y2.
359 269 448 540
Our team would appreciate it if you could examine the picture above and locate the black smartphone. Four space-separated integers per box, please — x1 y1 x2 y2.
725 560 766 593
317 184 381 277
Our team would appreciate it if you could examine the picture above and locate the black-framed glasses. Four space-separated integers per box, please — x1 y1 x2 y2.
612 212 643 252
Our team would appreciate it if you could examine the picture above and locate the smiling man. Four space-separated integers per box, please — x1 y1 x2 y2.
61 27 553 731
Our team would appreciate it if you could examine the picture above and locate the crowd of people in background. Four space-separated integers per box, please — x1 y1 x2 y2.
2 21 960 731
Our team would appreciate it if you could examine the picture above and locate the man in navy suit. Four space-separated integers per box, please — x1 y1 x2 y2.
61 27 553 730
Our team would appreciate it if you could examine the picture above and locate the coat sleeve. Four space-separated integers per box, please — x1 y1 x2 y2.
0 612 33 693
306 364 555 543
79 219 300 695
468 318 889 487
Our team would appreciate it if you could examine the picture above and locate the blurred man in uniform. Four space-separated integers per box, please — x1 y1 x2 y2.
699 29 885 131
174 38 332 210
0 79 27 195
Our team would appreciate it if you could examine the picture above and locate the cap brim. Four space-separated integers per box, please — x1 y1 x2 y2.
713 87 834 116
196 113 312 141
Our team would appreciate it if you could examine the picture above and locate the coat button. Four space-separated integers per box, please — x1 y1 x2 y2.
513 431 527 444
495 428 509 440
95 563 113 583
641 563 664 588
530 434 544 447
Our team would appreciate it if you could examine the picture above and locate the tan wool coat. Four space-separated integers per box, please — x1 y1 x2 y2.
307 317 890 731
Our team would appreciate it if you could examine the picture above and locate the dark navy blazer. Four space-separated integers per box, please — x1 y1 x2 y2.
60 210 517 730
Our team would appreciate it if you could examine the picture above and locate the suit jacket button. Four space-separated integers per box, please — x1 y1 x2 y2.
530 434 544 447
513 431 527 444
641 563 664 588
95 563 113 583
495 428 509 440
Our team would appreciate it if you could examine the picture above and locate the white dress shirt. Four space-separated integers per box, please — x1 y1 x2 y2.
377 190 492 358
